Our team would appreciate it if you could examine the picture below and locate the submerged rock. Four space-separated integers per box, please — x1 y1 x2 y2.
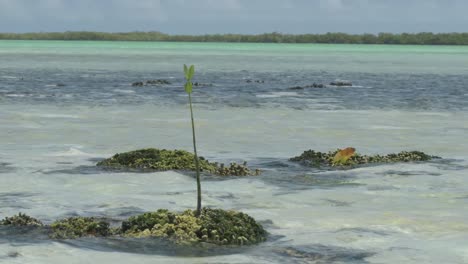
131 79 171 87
290 149 438 168
97 148 260 176
121 208 267 246
0 213 43 227
7 251 21 258
273 246 374 263
329 80 352 86
245 79 264 83
193 82 213 87
146 79 171 85
288 83 325 90
50 217 112 239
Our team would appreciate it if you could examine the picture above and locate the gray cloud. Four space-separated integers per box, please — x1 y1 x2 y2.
0 0 466 33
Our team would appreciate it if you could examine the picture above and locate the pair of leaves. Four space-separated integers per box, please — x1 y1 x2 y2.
184 64 195 94
184 64 195 81
332 147 356 165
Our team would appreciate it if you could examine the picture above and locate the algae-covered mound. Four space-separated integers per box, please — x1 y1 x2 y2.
50 217 112 239
198 208 267 246
0 213 43 227
215 162 261 177
121 209 201 243
121 208 267 246
97 149 215 171
97 148 260 176
290 149 438 168
1 210 267 246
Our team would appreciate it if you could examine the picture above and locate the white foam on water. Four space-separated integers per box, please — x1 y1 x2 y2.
113 89 135 94
256 92 299 98
46 147 93 157
414 111 452 117
5 94 25 97
1 75 18 79
38 114 82 119
369 125 412 130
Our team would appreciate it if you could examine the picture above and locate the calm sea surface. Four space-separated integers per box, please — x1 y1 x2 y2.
1 40 468 263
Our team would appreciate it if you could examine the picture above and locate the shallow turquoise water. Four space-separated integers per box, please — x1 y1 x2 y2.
1 40 468 74
0 41 467 263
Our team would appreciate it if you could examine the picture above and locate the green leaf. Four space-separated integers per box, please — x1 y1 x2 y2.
188 65 195 80
183 64 189 80
184 82 193 94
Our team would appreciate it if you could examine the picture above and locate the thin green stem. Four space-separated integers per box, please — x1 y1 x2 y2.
189 93 202 216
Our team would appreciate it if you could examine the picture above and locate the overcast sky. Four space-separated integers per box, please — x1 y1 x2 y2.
0 0 466 34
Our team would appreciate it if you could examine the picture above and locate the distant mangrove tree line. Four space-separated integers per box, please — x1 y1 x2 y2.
1 31 468 45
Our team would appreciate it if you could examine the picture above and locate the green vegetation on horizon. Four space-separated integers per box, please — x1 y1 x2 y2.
1 31 468 45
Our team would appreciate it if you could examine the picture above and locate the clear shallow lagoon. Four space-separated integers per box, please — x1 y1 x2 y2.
1 41 468 263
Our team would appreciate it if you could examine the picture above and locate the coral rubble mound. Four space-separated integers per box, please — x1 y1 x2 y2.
97 148 260 176
0 213 43 227
121 208 267 246
1 210 267 246
50 217 112 239
290 148 438 168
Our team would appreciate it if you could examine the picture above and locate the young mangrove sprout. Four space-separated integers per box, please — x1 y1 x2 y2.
183 64 202 216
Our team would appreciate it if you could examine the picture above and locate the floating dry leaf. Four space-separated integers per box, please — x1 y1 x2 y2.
332 147 356 165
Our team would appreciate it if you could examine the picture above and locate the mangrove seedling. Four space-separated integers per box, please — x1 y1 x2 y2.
183 64 202 217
